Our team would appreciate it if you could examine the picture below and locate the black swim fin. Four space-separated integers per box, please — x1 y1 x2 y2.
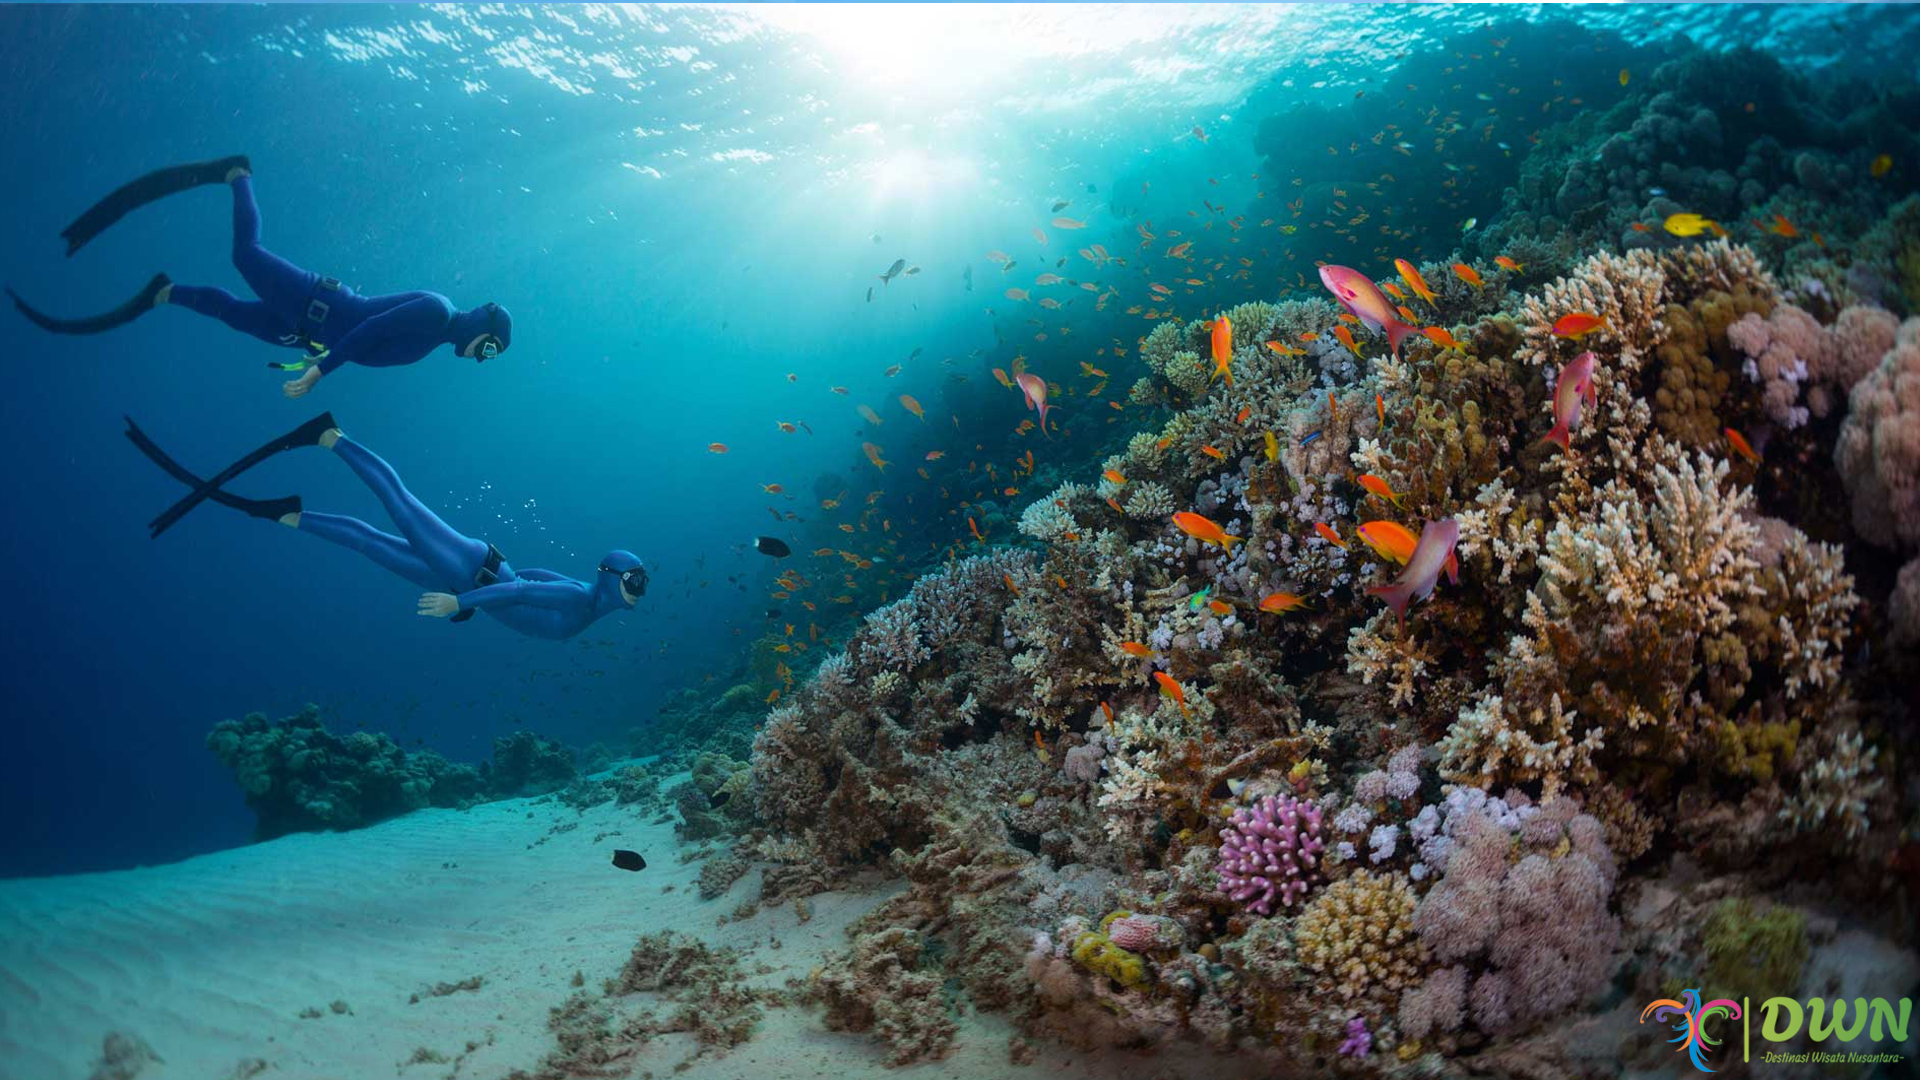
61 155 251 257
125 417 301 535
8 272 171 336
142 411 334 538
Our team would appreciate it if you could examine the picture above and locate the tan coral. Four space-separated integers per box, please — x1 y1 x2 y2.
1294 869 1429 1004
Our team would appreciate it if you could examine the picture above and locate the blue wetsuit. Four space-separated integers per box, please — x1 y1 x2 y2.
301 435 638 641
167 178 508 375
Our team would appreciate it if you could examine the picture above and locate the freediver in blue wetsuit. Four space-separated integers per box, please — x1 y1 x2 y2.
8 155 511 398
124 412 646 641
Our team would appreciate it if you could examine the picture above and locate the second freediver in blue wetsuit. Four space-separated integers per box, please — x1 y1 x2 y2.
125 413 646 641
8 156 512 399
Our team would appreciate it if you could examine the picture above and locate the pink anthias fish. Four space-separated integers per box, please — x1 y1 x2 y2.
1367 518 1459 627
1015 371 1054 437
1540 351 1598 453
1318 265 1418 362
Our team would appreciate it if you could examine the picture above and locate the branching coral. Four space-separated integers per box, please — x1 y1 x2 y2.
1216 793 1327 915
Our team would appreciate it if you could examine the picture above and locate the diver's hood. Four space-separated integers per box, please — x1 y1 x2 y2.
600 549 643 574
448 301 512 350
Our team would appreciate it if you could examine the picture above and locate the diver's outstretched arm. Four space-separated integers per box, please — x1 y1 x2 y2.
434 579 590 614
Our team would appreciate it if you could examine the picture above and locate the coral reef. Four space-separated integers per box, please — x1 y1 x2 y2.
486 731 578 798
736 218 1911 1073
205 705 486 839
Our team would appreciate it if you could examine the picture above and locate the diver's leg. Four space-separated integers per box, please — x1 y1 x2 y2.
293 511 442 591
59 154 250 257
162 284 293 343
227 176 314 314
324 430 488 581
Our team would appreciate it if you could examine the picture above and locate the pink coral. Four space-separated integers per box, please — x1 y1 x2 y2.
1729 303 1902 423
1216 793 1326 915
1105 915 1161 953
1411 803 1619 1034
1835 317 1920 550
1891 558 1920 647
1727 305 1826 427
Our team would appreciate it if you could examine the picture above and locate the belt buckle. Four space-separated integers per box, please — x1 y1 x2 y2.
318 276 341 292
305 298 331 325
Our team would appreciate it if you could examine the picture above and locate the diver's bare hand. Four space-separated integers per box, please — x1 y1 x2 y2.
418 592 460 618
283 366 323 398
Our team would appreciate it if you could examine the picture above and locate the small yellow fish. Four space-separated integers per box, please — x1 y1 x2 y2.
1663 212 1718 237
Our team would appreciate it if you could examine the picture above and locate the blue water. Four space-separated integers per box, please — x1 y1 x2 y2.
2 2 1916 878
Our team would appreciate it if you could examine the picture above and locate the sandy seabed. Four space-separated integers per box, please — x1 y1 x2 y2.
0 775 1259 1080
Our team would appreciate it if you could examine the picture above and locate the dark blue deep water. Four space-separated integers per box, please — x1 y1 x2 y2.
2 2 1917 878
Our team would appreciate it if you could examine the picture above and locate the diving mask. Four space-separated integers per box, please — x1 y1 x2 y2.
602 562 648 598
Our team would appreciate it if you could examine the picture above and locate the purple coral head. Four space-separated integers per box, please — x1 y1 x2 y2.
1339 1016 1372 1057
1216 792 1326 915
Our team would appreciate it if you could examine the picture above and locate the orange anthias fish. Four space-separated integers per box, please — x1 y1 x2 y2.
1004 572 1021 595
1421 326 1461 350
899 394 925 420
1313 522 1347 549
762 483 784 494
1118 640 1155 658
707 442 729 454
1358 473 1406 508
1015 371 1054 437
1766 214 1799 239
925 450 946 461
1368 519 1460 625
1152 671 1190 716
1542 351 1598 453
857 404 883 426
1332 325 1361 355
1381 281 1406 301
1200 445 1227 460
1102 469 1127 485
969 516 985 541
1395 258 1438 307
1451 263 1484 289
1724 426 1762 465
1207 599 1232 616
1493 255 1524 272
1258 592 1310 613
1356 520 1459 581
1081 362 1108 377
1172 510 1241 552
1264 341 1306 357
1376 393 1386 425
1211 316 1235 387
862 442 890 471
992 367 1014 389
1551 312 1607 339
